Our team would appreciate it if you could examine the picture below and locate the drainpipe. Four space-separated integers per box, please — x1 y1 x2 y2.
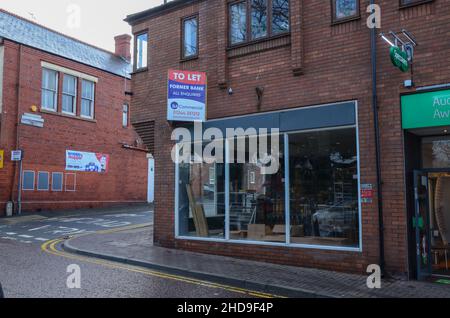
11 45 23 213
370 0 385 276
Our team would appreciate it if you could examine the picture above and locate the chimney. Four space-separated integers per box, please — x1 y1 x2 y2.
114 34 132 62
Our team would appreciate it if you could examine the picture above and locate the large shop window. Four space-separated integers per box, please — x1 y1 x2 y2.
175 103 361 250
178 143 226 238
288 128 359 248
229 135 286 242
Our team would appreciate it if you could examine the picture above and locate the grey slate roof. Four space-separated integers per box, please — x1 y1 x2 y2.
0 9 131 78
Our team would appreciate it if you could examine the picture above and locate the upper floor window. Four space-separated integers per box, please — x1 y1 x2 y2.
229 0 290 46
41 68 58 111
182 16 198 59
81 79 95 119
332 0 360 23
135 32 148 70
62 74 77 115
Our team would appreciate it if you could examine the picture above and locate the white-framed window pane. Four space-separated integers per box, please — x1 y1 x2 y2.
41 90 56 110
37 172 50 191
42 69 57 90
230 2 247 45
81 80 94 118
122 104 129 127
41 68 58 110
52 172 63 191
65 173 76 192
62 95 75 114
63 74 77 95
81 99 92 118
81 80 94 99
183 17 198 58
136 33 148 69
23 171 35 191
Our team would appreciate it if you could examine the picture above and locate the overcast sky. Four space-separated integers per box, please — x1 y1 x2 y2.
1 0 165 52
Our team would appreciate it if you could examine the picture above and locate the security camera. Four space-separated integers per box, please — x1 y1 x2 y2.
228 87 233 95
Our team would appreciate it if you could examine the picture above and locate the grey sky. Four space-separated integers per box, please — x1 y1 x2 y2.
1 0 164 52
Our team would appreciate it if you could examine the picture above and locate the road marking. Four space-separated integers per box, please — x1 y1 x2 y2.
1 237 17 241
29 225 51 232
18 235 34 239
6 232 17 235
41 236 282 299
35 238 50 242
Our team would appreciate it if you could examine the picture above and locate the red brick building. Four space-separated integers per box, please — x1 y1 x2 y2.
0 10 149 215
126 0 450 280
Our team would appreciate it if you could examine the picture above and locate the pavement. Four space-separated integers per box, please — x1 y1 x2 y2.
64 225 450 298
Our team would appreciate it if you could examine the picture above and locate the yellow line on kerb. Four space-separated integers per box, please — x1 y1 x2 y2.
41 231 285 298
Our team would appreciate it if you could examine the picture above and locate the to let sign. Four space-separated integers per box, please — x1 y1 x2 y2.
167 69 207 122
11 150 22 161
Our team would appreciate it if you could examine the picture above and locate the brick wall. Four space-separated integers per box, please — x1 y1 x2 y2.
128 0 450 277
0 40 148 214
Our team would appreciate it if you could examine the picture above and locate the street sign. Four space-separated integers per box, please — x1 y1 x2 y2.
0 150 4 169
11 150 22 161
390 46 410 72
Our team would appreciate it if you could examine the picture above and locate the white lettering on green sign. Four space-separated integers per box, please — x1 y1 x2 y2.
402 90 450 129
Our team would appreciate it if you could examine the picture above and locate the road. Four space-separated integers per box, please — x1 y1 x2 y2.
0 208 269 298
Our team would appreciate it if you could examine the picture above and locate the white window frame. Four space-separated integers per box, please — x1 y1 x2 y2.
65 173 77 192
174 101 363 253
81 79 95 119
22 170 35 191
51 172 64 192
61 74 77 116
37 171 50 191
135 32 148 70
41 68 58 112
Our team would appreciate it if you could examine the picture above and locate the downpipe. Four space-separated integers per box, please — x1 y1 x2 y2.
370 0 386 276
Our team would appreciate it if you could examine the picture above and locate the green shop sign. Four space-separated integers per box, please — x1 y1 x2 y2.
390 46 409 73
402 90 450 129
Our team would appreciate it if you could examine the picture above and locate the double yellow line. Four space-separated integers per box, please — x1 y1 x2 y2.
41 227 284 298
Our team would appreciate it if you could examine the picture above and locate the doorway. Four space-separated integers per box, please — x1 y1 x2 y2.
414 170 450 279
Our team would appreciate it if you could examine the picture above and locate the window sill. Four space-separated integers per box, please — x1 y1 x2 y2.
131 67 148 75
227 33 290 51
227 34 291 59
40 108 97 123
399 0 433 9
180 55 199 63
331 15 361 26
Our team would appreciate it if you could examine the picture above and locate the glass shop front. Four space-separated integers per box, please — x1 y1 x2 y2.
175 101 362 251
